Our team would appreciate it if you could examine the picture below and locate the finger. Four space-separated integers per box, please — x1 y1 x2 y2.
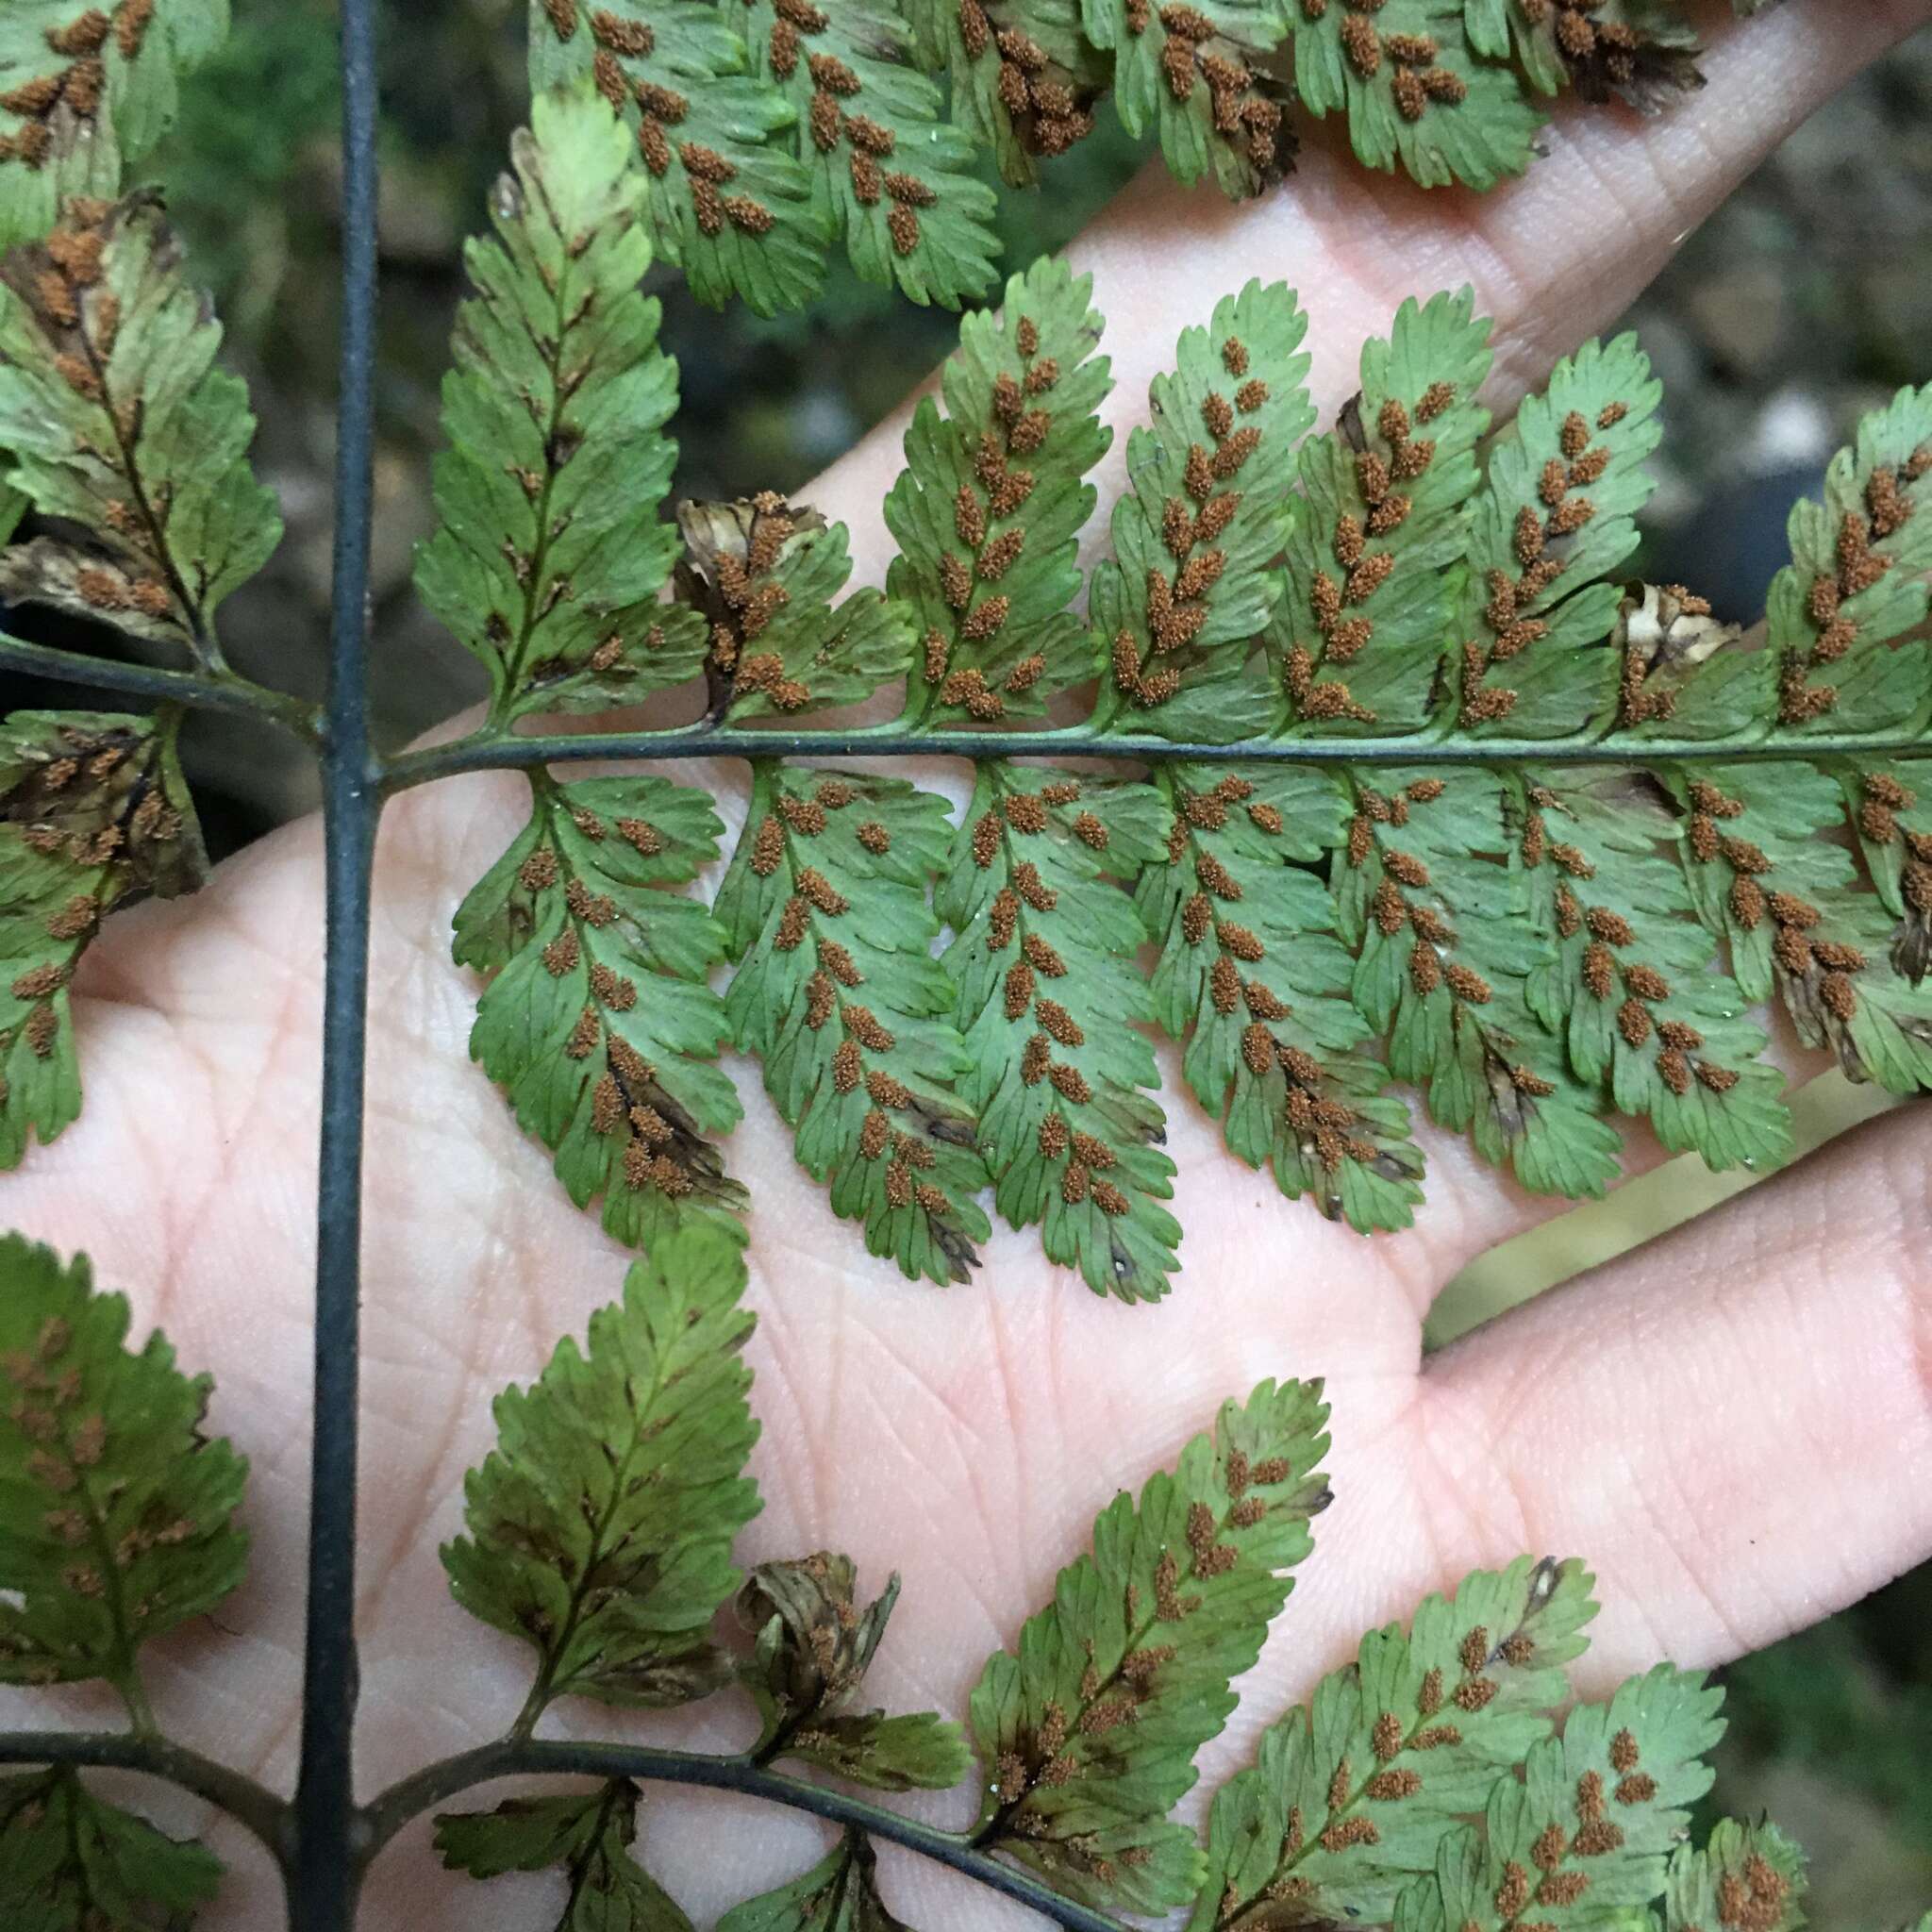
815 0 1932 586
1412 1097 1932 1693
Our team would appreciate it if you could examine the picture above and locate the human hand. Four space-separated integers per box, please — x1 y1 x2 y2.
5 4 1930 1924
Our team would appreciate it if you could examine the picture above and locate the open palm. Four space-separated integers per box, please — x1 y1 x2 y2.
6 5 1932 1924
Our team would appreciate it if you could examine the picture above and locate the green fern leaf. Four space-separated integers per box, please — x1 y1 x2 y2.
1457 331 1663 738
740 0 999 308
441 1221 759 1714
1764 381 1932 734
1084 0 1296 198
1847 760 1932 985
0 190 280 658
527 0 825 315
416 86 709 724
719 1831 910 1932
1094 277 1314 743
1275 288 1494 736
1392 1665 1725 1932
0 1235 247 1695
1339 768 1624 1197
1465 0 1704 110
0 1 231 246
1141 764 1426 1231
1193 1556 1597 1929
886 254 1114 725
1520 768 1791 1169
453 770 745 1249
905 0 1108 190
0 711 204 1167
1294 0 1545 192
678 496 913 718
0 1766 223 1929
939 766 1178 1300
1664 1820 1807 1932
968 1378 1330 1913
438 1779 694 1931
737 1554 974 1790
1671 760 1932 1094
715 766 990 1284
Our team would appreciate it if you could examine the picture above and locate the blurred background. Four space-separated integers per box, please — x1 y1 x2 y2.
2 2 1927 1911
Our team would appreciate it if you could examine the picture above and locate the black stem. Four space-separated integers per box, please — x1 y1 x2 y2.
358 1739 1128 1932
0 1731 291 1865
291 0 381 1926
0 632 319 736
380 717 1932 790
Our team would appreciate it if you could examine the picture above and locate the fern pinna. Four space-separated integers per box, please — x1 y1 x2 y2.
517 0 1778 314
0 1226 1860 1932
394 87 1929 1303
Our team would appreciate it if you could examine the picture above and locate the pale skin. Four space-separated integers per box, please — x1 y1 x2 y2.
5 3 1932 1923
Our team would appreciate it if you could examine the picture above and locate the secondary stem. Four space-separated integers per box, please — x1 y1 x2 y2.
378 717 1932 792
0 1730 291 1862
0 630 320 736
358 1738 1130 1932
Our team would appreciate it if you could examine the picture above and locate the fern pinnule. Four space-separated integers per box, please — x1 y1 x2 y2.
940 766 1181 1299
717 765 992 1283
1277 289 1495 738
741 0 1000 309
887 254 1114 726
1141 764 1428 1230
527 0 826 315
1092 277 1315 742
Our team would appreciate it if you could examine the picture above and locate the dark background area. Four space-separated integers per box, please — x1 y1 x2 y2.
3 4 1926 1908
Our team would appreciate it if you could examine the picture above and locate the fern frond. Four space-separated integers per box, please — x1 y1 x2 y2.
419 226 1932 1287
1457 331 1663 738
1391 1665 1725 1932
1465 0 1705 111
0 1 230 245
0 1233 248 1692
528 0 825 315
906 0 1108 189
1141 764 1427 1231
716 767 991 1284
441 1222 759 1713
887 254 1114 725
939 766 1179 1300
1294 0 1546 192
1195 1556 1598 1927
1520 768 1791 1169
1084 0 1297 199
969 1378 1331 1913
1094 277 1314 742
1277 289 1493 736
438 1779 696 1930
417 87 709 724
0 188 280 660
740 0 1000 308
1664 1820 1807 1932
0 711 204 1167
0 1765 223 1924
679 495 913 718
1672 760 1932 1094
720 1830 909 1931
1340 768 1625 1197
453 771 746 1248
1765 382 1932 733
